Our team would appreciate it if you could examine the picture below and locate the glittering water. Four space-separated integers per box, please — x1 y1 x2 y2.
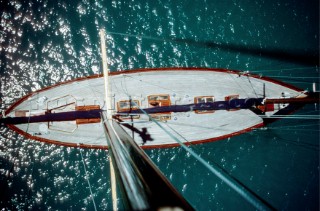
0 0 319 210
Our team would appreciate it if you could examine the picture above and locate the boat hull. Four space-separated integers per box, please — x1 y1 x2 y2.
4 68 303 149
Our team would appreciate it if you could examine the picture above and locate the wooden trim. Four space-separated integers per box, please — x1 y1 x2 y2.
148 94 171 107
76 105 100 111
194 96 215 114
76 118 101 124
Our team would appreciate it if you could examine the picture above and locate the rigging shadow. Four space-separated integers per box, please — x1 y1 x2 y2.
114 116 154 145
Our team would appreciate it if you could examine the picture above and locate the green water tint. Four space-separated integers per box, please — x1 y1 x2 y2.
0 0 319 210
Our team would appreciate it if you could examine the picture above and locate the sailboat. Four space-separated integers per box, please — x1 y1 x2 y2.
1 60 318 149
0 29 318 210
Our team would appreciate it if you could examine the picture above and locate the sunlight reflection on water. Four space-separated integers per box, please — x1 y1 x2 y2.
0 0 319 210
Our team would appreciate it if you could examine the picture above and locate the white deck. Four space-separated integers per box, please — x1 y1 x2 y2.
6 69 302 148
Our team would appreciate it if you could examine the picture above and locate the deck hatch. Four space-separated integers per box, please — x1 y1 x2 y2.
194 96 215 114
148 94 171 107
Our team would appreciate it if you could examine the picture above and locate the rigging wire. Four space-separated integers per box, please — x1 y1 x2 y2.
78 147 98 211
265 128 320 132
85 80 104 106
250 66 319 84
250 66 319 73
115 72 271 207
129 100 274 211
266 121 320 132
253 127 319 150
267 77 319 85
266 123 320 129
107 48 317 208
275 136 319 150
115 95 318 209
116 74 319 137
245 76 259 97
108 31 174 43
260 115 320 120
226 73 251 98
267 76 319 79
122 74 182 94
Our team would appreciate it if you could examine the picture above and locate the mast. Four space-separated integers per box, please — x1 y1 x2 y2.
100 29 118 211
101 113 194 210
99 29 193 210
100 29 113 120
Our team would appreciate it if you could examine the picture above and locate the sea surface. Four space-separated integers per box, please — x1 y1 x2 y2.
0 0 319 210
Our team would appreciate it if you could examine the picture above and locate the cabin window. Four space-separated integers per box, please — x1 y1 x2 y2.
117 100 140 119
15 110 27 117
75 105 101 124
148 94 171 107
194 96 215 104
117 100 140 112
194 96 215 114
148 94 172 120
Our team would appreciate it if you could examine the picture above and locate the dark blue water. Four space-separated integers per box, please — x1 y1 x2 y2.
0 0 319 210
